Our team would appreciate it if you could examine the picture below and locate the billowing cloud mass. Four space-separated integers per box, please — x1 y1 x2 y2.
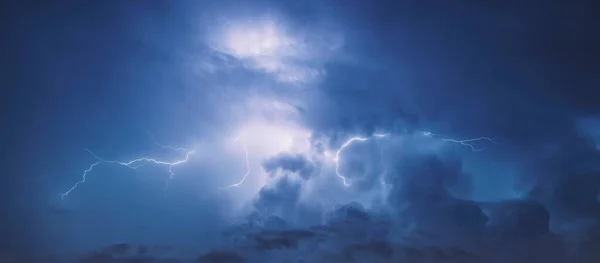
262 152 315 180
5 0 600 262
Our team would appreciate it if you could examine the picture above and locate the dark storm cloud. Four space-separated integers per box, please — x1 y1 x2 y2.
197 250 245 263
522 141 600 223
339 240 394 261
327 202 370 223
482 199 551 240
301 1 599 148
324 202 374 240
295 0 600 231
74 243 181 263
8 0 600 262
300 3 597 137
387 155 488 237
248 229 317 251
236 2 599 260
253 176 302 217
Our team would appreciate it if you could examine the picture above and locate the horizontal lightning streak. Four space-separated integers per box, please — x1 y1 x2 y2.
62 129 498 198
146 131 192 195
145 129 190 152
61 147 195 199
331 131 496 187
422 131 498 151
153 141 190 152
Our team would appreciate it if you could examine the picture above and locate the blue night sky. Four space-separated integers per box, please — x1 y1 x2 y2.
3 1 600 262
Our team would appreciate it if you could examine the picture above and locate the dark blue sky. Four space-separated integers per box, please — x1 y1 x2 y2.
3 1 600 262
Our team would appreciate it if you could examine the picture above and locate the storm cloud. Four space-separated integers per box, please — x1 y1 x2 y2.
5 0 600 262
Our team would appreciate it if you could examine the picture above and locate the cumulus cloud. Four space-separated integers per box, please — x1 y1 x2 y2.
386 154 488 239
253 175 302 218
262 152 315 180
482 199 551 240
250 152 323 226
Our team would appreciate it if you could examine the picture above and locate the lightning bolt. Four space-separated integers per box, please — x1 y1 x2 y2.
145 130 190 153
61 147 196 199
62 132 257 200
421 131 498 151
60 162 102 200
223 135 251 189
333 133 389 186
147 137 193 195
329 131 496 187
61 128 496 198
151 140 190 153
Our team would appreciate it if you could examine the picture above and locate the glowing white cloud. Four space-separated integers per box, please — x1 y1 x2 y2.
234 119 312 156
207 15 342 84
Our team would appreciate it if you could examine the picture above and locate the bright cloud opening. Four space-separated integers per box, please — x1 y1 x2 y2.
234 119 312 156
207 14 342 84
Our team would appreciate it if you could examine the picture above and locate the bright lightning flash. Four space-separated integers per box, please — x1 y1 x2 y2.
328 131 496 187
223 135 251 189
150 139 190 152
61 148 196 199
62 120 309 199
61 126 496 199
331 133 389 186
60 162 102 199
147 139 194 195
421 131 498 151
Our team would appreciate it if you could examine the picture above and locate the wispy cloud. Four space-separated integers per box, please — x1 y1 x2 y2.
207 15 343 84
